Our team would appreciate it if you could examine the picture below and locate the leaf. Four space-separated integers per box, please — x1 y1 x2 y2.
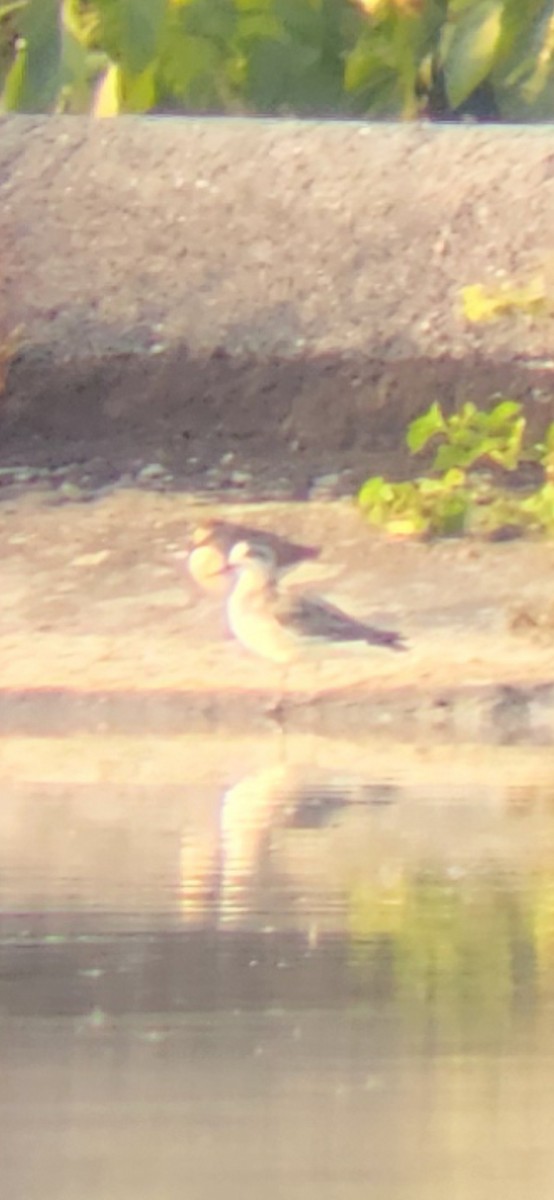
441 0 502 109
246 37 333 113
61 24 88 84
183 0 236 44
0 1 27 17
2 0 61 111
92 61 121 115
429 491 470 536
236 11 281 42
95 0 168 75
121 60 156 110
417 477 445 496
359 474 431 536
493 0 545 75
521 483 554 531
273 0 324 43
492 418 525 469
344 30 394 92
406 402 446 453
59 16 95 111
541 423 554 455
63 0 101 48
520 6 554 103
159 32 222 104
344 3 434 118
432 441 479 472
386 514 430 537
485 399 522 427
441 467 467 489
358 476 387 510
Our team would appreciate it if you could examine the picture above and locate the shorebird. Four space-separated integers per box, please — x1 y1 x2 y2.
186 518 319 594
226 540 407 663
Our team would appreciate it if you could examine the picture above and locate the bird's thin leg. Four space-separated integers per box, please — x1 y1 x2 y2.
261 663 287 726
275 663 290 724
274 663 288 724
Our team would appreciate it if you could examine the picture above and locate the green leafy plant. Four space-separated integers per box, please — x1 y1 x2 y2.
407 398 527 470
359 398 554 539
2 0 554 119
357 468 472 536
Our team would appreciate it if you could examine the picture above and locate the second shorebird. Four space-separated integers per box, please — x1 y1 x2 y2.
226 540 407 663
186 518 319 593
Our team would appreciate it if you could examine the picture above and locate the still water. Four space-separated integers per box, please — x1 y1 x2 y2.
3 735 554 1199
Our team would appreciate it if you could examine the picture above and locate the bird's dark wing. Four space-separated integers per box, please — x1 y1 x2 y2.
211 521 319 568
275 592 408 651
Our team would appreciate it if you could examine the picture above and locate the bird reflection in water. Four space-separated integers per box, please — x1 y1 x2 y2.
179 764 397 926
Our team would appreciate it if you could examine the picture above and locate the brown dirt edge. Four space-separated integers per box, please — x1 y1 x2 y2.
1 679 553 743
4 351 554 503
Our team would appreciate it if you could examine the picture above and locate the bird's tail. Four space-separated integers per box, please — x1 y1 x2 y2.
366 627 409 652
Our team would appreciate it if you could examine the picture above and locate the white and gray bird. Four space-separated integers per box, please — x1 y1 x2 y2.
226 540 407 663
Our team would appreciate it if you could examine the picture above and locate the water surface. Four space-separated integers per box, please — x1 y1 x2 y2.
3 739 554 1199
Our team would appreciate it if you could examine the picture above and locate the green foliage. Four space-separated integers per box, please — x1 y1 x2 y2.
94 0 167 76
344 0 445 118
2 0 554 118
407 398 526 471
2 0 61 111
440 0 503 110
359 399 554 539
358 469 471 536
